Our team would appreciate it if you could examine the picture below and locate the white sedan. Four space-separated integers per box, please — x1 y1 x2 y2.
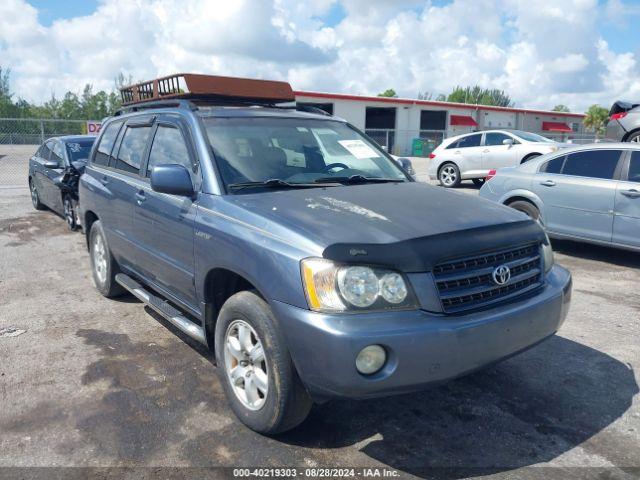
428 129 570 187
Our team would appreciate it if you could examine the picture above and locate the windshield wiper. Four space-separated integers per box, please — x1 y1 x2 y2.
313 175 405 184
228 178 339 191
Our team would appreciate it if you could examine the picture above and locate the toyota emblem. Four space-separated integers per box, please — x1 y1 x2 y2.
492 265 511 285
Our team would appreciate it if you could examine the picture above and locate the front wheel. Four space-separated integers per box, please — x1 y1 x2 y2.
215 291 312 434
438 163 461 188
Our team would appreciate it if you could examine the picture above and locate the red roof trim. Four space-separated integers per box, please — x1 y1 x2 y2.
450 115 478 126
542 121 573 132
293 90 586 118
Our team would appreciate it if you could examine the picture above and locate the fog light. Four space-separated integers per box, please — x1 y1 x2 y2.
356 345 386 375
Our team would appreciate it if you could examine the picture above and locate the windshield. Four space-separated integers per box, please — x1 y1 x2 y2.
65 140 94 162
202 117 408 191
511 130 553 143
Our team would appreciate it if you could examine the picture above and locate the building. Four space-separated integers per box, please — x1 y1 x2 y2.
294 91 587 156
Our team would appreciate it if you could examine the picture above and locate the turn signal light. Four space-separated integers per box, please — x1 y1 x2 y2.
486 169 497 181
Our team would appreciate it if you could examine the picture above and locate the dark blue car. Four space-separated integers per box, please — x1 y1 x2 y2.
79 74 572 434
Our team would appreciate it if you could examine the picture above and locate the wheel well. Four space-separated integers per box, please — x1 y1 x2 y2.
521 153 541 164
623 128 640 141
505 196 538 209
84 211 98 249
202 268 258 348
438 161 458 175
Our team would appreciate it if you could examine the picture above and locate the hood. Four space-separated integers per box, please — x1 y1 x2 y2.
226 182 536 248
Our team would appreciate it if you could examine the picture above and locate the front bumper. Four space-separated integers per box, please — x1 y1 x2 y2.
272 265 571 400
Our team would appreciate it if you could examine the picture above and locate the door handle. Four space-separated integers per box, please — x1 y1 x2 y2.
621 189 640 199
99 176 109 186
483 149 490 153
135 190 146 204
454 150 461 154
540 180 556 187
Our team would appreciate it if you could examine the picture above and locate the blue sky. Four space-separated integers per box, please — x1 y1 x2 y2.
4 0 640 111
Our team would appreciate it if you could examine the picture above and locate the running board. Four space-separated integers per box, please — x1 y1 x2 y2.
115 273 206 345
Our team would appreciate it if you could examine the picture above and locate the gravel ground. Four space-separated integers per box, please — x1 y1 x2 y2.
0 150 639 479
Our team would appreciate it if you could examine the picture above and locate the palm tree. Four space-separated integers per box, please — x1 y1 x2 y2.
583 104 609 139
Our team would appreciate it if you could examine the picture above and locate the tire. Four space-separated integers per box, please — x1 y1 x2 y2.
63 195 79 231
508 200 540 221
438 162 461 188
29 179 45 210
88 220 125 298
627 131 640 143
215 290 312 434
472 178 485 187
521 153 541 164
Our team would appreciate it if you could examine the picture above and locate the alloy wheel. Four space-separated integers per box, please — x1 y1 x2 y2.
440 165 458 187
631 136 640 143
92 234 107 284
224 320 269 411
30 182 39 208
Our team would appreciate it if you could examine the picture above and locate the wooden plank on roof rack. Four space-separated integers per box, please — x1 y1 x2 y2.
120 73 295 106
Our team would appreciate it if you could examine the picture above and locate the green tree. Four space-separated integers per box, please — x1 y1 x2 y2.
552 104 571 112
445 85 514 107
378 88 397 98
583 104 609 138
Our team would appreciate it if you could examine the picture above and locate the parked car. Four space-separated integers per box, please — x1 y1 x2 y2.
479 143 640 251
428 129 570 188
79 74 571 435
28 135 95 230
606 100 640 143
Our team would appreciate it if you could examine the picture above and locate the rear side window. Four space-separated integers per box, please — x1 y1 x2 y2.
146 126 192 177
561 150 622 180
94 121 122 166
114 126 152 174
455 134 482 149
628 151 640 183
540 156 565 174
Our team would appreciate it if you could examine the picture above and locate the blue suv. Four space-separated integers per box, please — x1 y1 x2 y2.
79 74 572 434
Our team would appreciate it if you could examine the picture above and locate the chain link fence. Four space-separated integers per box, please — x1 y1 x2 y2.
0 118 94 189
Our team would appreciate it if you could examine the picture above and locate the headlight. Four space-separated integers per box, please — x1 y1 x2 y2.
542 234 554 273
301 258 417 312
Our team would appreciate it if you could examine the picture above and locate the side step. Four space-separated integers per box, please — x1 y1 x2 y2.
115 273 207 345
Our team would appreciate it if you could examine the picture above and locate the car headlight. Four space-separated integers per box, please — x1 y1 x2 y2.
542 234 554 273
301 258 417 312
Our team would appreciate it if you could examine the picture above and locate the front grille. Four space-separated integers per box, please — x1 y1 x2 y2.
433 244 543 314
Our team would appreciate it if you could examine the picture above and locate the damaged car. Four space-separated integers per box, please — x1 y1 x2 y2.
28 135 95 230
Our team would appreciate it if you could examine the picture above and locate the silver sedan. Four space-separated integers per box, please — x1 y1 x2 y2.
479 143 640 252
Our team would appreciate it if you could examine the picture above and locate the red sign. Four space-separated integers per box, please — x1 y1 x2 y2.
86 121 102 135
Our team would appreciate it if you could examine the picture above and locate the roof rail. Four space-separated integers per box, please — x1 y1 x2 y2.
119 73 295 107
114 99 197 116
295 104 332 116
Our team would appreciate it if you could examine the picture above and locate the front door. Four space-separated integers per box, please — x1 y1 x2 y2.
613 150 640 248
452 133 484 175
533 149 622 242
134 121 198 309
481 132 518 170
42 141 66 213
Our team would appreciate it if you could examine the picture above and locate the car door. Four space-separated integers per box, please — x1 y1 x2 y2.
103 120 154 269
533 149 623 242
481 132 518 170
133 119 198 309
31 142 52 204
43 141 66 214
449 133 484 175
612 150 640 248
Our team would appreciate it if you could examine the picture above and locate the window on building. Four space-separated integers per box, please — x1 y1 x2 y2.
419 110 446 130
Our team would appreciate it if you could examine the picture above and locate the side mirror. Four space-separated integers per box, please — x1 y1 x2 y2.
43 160 61 169
503 138 514 146
150 164 194 197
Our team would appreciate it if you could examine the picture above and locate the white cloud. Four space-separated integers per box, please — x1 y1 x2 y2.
0 0 639 112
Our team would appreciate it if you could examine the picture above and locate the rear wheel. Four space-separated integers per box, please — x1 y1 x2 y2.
508 200 540 221
89 220 124 298
627 131 640 143
438 163 461 188
63 195 79 231
215 291 312 434
29 179 45 210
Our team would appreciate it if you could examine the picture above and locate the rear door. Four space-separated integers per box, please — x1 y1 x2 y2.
450 133 484 175
102 119 153 268
133 119 199 308
533 149 623 242
31 142 52 204
613 150 640 248
481 132 518 170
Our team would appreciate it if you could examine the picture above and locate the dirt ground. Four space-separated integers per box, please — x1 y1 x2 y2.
0 151 639 479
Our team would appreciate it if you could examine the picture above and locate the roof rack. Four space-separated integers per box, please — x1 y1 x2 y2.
119 73 295 107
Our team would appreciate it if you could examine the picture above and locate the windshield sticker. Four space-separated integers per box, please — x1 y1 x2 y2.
314 128 338 135
338 140 380 159
296 127 309 132
67 143 82 152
